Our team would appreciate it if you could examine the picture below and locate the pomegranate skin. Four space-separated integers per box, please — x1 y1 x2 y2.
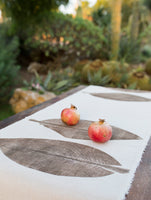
61 105 80 126
88 120 112 143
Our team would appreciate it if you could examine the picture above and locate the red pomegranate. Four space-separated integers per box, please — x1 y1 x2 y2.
88 119 112 143
61 104 80 126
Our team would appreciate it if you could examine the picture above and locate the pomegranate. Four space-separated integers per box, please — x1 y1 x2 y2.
61 104 80 126
88 119 112 143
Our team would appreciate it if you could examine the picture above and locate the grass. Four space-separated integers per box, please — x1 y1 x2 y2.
0 103 14 121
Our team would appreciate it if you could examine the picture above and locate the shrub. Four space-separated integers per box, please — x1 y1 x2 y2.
25 12 109 67
91 7 111 59
92 7 111 28
0 0 69 30
23 67 81 95
0 23 20 102
0 103 14 120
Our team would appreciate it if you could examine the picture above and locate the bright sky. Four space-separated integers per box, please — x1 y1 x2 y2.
59 0 97 15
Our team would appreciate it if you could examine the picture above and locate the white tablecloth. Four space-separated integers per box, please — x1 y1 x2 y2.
0 85 151 200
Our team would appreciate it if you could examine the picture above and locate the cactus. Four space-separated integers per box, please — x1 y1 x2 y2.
102 61 130 83
128 71 151 90
102 61 118 76
74 60 91 72
82 59 103 82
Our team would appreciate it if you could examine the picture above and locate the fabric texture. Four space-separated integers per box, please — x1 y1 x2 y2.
0 85 151 200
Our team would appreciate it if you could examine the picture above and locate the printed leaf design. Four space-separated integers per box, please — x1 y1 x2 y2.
30 119 141 140
0 138 129 177
89 93 151 102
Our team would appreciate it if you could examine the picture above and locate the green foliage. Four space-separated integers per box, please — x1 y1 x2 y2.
0 23 20 102
44 68 81 94
81 59 151 90
81 59 139 89
139 25 151 60
122 4 132 27
145 58 151 75
87 69 111 86
92 0 111 9
92 7 111 28
0 103 14 121
119 35 141 63
0 0 69 29
102 60 131 88
144 0 151 10
23 67 81 95
119 4 151 63
23 79 45 94
74 60 91 71
25 12 109 64
141 45 151 62
82 59 104 82
91 7 111 58
141 23 151 36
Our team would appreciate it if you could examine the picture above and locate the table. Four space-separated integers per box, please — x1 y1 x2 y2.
0 85 151 200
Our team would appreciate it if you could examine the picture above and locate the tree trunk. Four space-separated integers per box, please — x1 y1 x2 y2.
111 0 122 60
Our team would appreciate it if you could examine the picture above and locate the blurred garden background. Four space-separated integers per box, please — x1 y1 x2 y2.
0 0 151 120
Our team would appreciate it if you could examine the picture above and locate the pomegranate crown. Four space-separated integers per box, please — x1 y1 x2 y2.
71 104 77 110
99 119 105 125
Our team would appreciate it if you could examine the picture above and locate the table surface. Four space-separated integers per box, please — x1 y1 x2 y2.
0 85 150 200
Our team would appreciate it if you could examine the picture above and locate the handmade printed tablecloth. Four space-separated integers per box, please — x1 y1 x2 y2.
0 85 151 200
